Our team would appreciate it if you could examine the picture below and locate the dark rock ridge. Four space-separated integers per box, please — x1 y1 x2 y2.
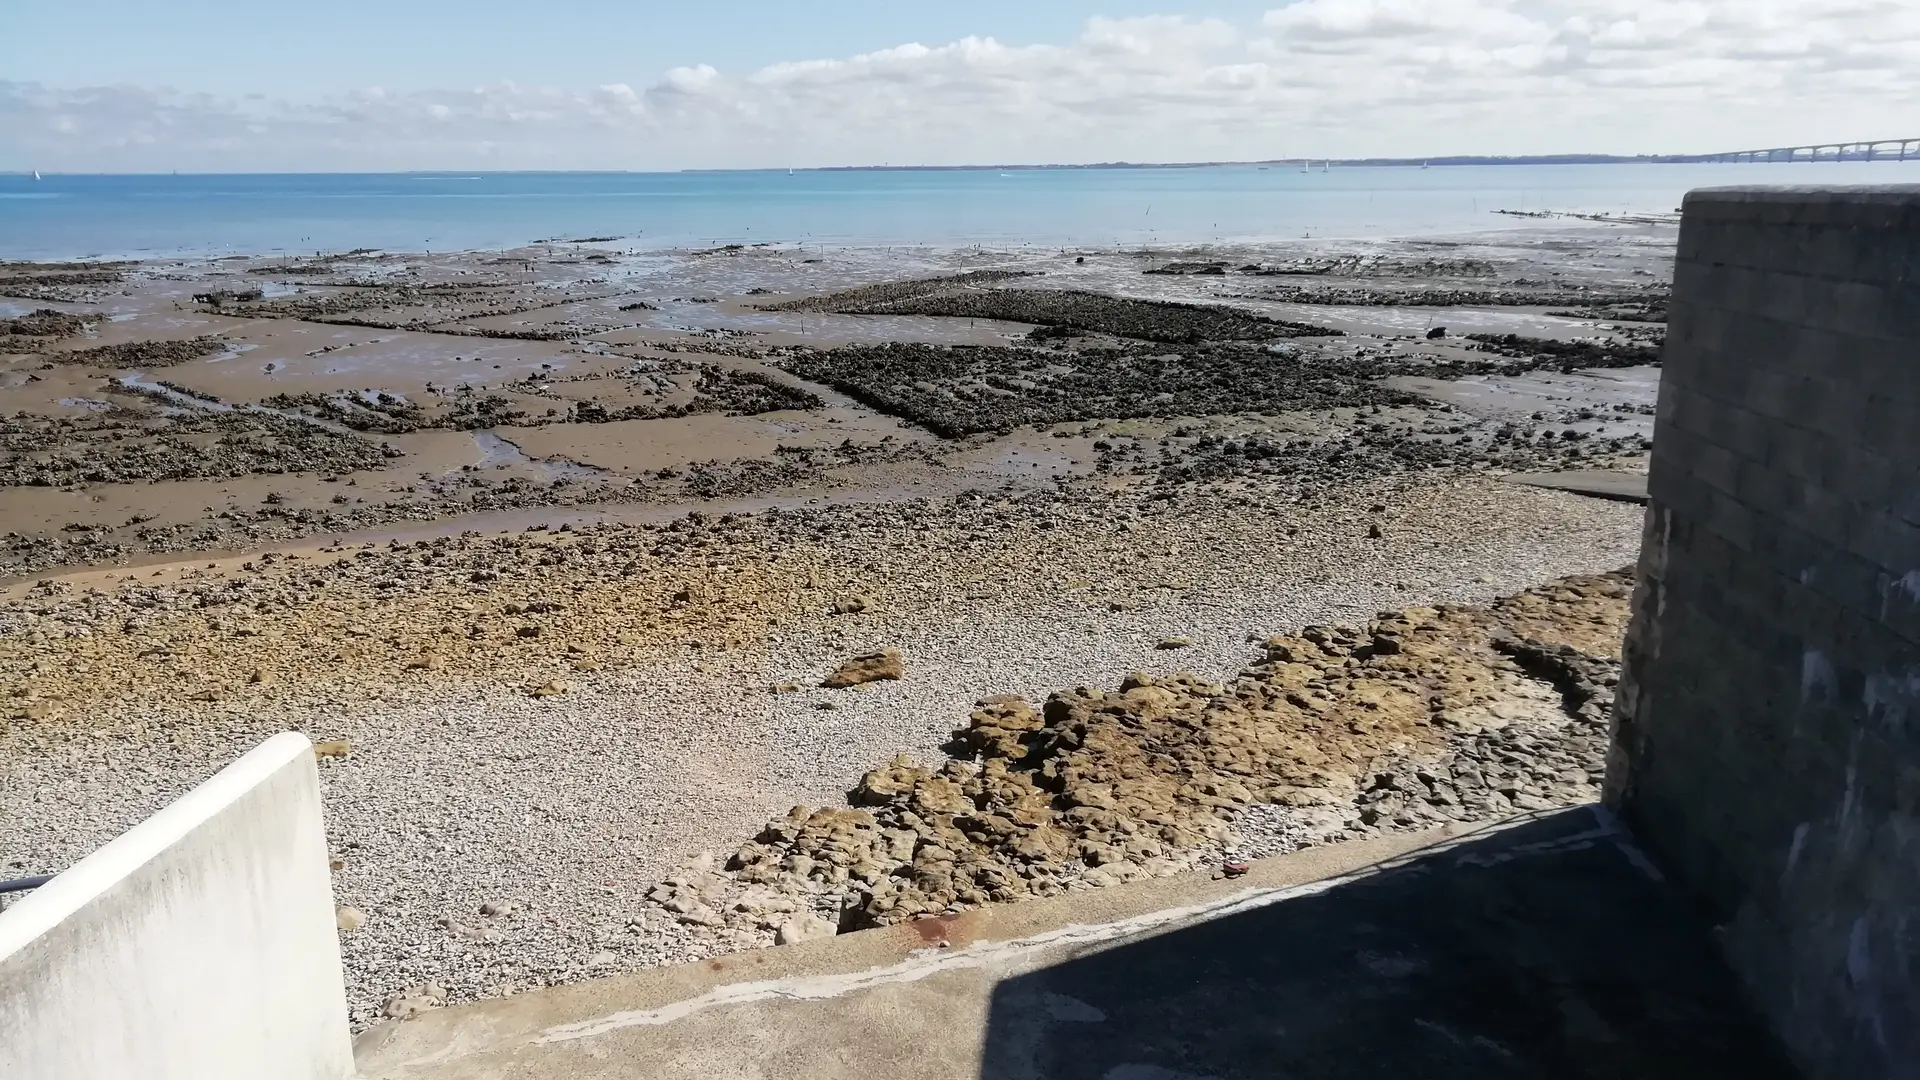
39 336 230 370
847 289 1333 344
758 270 1035 313
1132 421 1647 489
1154 256 1502 278
0 409 396 488
259 367 819 435
0 264 129 290
781 341 1404 437
1544 298 1668 323
780 333 1658 440
764 270 1334 344
0 308 98 343
1462 334 1662 372
1235 284 1669 309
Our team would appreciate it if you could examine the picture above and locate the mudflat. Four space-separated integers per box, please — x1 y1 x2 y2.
2 223 1667 1027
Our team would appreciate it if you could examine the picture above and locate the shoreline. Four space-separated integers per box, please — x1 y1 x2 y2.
0 215 1655 270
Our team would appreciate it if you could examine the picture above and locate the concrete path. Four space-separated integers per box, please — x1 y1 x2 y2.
354 809 1797 1080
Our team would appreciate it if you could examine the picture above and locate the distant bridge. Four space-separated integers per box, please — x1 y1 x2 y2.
1698 138 1920 164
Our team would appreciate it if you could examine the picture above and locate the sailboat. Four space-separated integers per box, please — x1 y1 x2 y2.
31 170 41 181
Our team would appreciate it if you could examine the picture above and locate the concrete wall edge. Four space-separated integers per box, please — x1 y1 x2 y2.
0 731 317 958
1683 184 1920 202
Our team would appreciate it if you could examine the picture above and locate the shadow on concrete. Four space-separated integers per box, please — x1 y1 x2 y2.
979 809 1799 1080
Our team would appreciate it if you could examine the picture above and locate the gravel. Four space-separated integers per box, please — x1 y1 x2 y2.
0 475 1642 1028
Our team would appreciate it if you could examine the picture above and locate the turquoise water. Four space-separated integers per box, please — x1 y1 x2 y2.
4 162 1916 260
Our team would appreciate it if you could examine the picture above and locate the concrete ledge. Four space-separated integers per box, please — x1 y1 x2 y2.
0 732 353 1080
355 808 1793 1080
355 821 1478 1073
1685 185 1920 203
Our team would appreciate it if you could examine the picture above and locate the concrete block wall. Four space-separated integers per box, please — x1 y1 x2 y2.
1608 186 1920 1080
0 732 354 1079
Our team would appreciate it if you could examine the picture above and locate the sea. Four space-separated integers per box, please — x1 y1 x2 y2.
3 161 1916 261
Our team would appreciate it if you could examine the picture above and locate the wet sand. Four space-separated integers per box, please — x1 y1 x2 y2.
2 225 1667 578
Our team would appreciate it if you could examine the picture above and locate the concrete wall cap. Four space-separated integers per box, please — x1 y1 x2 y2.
0 731 317 957
1683 185 1920 206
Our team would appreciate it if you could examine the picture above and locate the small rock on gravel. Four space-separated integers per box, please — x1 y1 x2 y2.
822 649 905 688
382 983 448 1021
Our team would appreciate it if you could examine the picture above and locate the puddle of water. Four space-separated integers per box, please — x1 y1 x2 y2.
285 336 575 383
206 342 260 363
117 371 371 435
115 372 234 411
471 430 610 481
56 397 112 412
952 441 1082 478
1260 304 1585 337
1395 364 1659 439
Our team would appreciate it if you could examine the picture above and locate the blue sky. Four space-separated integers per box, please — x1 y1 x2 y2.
4 1 1918 171
3 1 1277 96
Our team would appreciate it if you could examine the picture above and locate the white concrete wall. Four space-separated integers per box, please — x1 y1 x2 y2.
0 732 354 1080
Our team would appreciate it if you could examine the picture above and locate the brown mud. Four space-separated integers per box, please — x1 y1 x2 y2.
2 226 1669 578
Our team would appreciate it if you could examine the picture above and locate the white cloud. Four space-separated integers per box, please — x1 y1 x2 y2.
3 4 1918 171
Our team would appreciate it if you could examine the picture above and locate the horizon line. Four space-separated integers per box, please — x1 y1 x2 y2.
9 152 1905 177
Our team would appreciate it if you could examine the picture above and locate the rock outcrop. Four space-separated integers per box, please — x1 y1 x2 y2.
710 570 1633 932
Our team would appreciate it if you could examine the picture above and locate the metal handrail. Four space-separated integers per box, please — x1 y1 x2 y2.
0 875 54 895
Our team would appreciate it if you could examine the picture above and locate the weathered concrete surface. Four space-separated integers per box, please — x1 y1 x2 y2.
1504 469 1650 504
0 733 353 1080
355 809 1793 1080
1609 185 1920 1080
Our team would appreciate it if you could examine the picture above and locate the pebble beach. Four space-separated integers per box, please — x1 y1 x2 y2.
2 475 1642 1024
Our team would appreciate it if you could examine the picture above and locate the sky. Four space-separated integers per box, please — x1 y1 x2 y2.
3 0 1917 172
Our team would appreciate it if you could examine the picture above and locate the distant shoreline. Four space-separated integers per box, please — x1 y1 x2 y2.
8 155 1916 178
802 154 1871 172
